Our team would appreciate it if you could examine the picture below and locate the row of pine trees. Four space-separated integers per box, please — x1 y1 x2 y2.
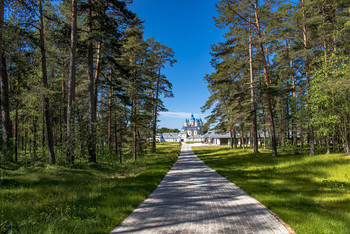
0 0 175 164
204 0 350 156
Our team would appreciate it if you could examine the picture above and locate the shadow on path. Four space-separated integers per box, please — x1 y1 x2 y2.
110 144 293 233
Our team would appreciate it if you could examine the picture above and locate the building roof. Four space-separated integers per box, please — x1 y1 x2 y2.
162 133 180 139
203 130 232 139
187 135 204 140
190 114 195 121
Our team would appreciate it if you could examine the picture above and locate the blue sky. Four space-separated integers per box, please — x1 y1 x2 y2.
130 0 225 130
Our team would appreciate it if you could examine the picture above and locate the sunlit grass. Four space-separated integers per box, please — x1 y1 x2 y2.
192 146 350 234
0 143 180 234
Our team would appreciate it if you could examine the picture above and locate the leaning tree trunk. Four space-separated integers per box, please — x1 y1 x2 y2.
67 0 78 163
38 0 56 164
0 0 13 161
254 0 277 156
87 0 96 163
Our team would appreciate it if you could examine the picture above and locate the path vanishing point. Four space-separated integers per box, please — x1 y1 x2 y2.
111 143 293 233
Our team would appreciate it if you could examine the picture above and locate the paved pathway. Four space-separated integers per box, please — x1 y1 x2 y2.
111 143 293 234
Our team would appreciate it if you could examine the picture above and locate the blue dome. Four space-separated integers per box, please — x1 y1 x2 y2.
190 114 195 121
196 119 200 122
181 125 184 129
185 118 189 123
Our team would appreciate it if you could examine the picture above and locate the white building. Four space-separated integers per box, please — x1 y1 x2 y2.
159 114 205 142
183 114 203 136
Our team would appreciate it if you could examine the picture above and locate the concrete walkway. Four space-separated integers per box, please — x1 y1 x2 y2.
111 143 293 234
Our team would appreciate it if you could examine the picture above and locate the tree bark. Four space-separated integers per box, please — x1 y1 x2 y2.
249 15 258 153
67 0 78 163
254 0 277 156
0 0 13 161
233 129 237 149
132 87 137 161
94 41 101 120
301 0 315 156
108 84 113 152
152 66 161 153
38 0 55 164
287 41 297 147
87 0 96 163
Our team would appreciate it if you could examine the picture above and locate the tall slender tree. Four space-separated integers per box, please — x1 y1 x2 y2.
67 0 78 163
0 0 13 161
38 0 56 164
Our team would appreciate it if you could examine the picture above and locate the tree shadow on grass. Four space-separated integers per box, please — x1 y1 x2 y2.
193 147 350 233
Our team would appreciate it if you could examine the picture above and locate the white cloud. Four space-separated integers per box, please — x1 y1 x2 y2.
159 112 206 119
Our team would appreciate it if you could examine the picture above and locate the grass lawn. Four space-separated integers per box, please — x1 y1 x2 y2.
0 143 180 234
192 146 350 234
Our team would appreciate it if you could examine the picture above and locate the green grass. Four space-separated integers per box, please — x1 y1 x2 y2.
0 143 180 234
192 146 350 234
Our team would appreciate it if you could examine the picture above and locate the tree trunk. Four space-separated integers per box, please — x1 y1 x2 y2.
301 0 315 156
254 1 277 156
249 16 258 153
263 125 266 150
288 42 297 147
132 91 137 161
14 105 18 162
67 0 78 163
93 41 101 120
233 130 237 149
0 0 13 161
281 99 285 151
152 67 161 153
108 85 113 152
33 115 38 161
38 0 55 164
87 0 96 163
230 127 233 149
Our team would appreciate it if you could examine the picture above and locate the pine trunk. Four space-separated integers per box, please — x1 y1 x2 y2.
67 0 78 163
0 0 13 161
254 1 277 156
87 0 96 163
38 0 56 164
108 86 112 152
152 67 161 153
301 0 315 156
249 17 258 153
93 41 101 120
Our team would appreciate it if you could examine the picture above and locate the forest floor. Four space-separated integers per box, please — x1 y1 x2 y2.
0 143 180 234
192 146 350 234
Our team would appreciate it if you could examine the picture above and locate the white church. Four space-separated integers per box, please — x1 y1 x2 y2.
159 114 204 142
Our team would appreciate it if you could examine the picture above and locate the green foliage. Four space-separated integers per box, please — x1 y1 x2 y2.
1 0 175 164
205 0 350 155
310 53 350 137
193 146 350 233
157 127 180 133
0 143 180 233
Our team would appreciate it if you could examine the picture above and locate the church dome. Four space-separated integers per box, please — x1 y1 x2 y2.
190 114 195 121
